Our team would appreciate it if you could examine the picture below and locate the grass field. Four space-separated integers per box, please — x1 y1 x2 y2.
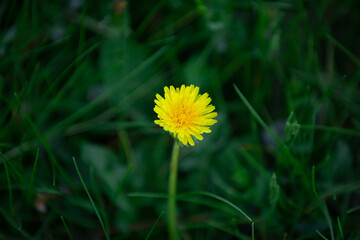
1 0 360 239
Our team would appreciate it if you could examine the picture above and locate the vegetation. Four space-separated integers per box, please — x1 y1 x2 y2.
1 0 359 239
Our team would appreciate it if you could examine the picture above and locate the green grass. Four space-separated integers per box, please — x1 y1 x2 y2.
1 0 360 239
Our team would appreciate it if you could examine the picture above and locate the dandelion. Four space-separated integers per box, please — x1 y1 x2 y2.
154 85 217 146
154 85 217 240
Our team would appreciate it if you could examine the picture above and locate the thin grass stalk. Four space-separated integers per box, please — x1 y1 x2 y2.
73 157 110 240
60 216 74 240
146 211 164 240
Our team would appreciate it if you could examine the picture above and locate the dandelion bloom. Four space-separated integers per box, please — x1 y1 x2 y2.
154 85 217 146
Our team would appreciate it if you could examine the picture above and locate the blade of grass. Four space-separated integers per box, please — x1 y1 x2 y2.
89 166 109 237
326 33 360 67
48 45 168 136
64 72 161 136
233 84 283 150
0 207 33 240
118 131 134 165
129 191 252 223
129 191 247 219
0 152 13 213
129 192 254 238
308 105 319 160
183 191 252 223
235 147 268 178
30 148 39 187
320 201 335 240
233 84 309 186
35 209 57 238
67 120 154 135
145 36 177 46
61 216 74 240
113 164 133 199
14 93 73 187
134 0 166 37
72 157 109 240
319 182 360 202
312 165 318 197
0 150 23 181
4 47 166 160
145 211 164 240
1 33 70 66
3 139 36 160
312 165 335 240
44 42 100 98
337 216 344 240
204 220 246 238
37 61 87 127
312 164 335 240
347 205 360 214
151 9 199 39
27 148 39 201
316 229 329 240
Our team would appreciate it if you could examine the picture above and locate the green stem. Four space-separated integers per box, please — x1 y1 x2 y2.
168 141 180 240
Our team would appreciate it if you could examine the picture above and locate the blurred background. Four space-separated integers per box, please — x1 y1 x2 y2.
1 0 360 239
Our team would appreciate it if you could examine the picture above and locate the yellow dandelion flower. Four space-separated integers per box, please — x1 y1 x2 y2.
154 85 217 146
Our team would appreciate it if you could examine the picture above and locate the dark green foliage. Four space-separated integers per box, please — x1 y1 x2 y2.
0 0 359 239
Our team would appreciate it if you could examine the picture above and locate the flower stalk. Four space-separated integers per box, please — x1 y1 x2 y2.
168 140 180 240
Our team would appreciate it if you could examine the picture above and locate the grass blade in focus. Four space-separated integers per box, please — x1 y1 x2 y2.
316 229 329 240
73 157 109 240
145 211 164 240
61 216 74 240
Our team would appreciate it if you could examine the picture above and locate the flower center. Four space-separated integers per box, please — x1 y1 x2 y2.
172 104 197 128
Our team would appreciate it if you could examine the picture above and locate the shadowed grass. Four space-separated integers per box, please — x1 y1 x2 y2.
0 207 33 240
347 206 360 214
312 165 334 240
1 0 359 239
73 157 109 240
0 152 13 213
128 191 252 223
233 84 310 187
129 190 255 239
14 93 72 186
316 229 329 240
337 216 344 240
145 210 164 240
61 216 74 240
46 45 168 137
326 34 360 67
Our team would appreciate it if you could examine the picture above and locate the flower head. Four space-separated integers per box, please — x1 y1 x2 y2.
154 85 217 146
